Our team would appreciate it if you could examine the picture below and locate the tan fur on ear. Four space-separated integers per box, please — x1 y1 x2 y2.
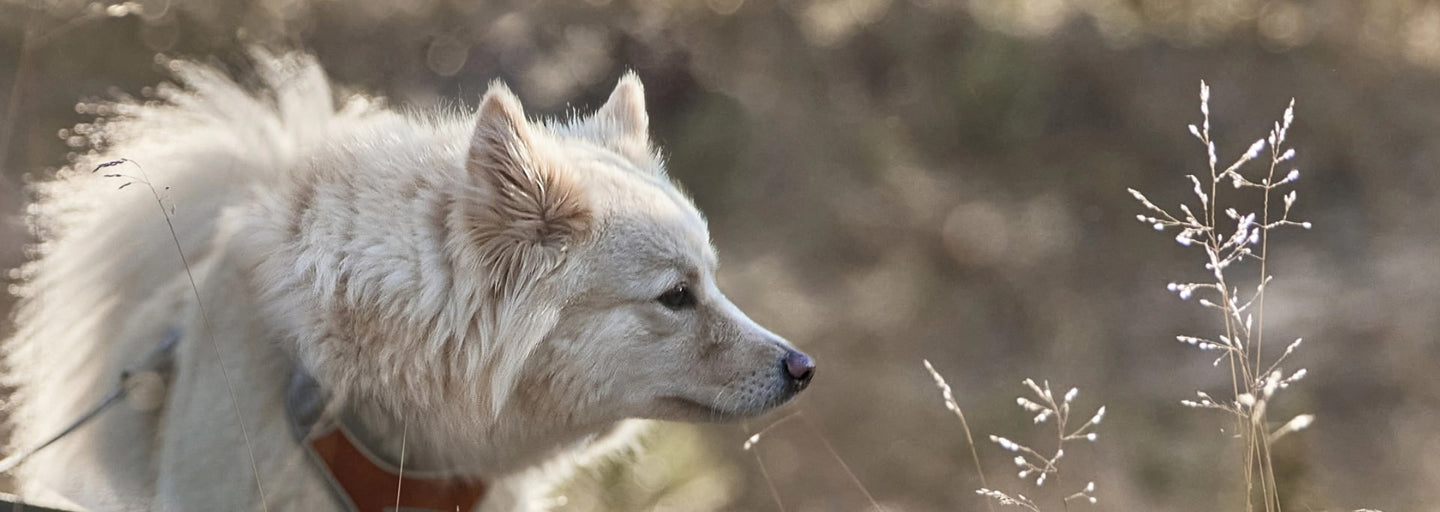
466 83 591 288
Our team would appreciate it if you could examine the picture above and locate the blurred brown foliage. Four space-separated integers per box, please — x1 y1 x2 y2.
3 0 1440 510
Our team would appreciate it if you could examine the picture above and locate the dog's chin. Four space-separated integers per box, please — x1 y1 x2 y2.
653 394 795 423
654 396 753 422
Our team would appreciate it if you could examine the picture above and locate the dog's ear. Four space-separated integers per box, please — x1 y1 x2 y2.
593 71 649 145
466 82 590 286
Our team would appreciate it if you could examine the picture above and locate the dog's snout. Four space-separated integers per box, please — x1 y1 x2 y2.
782 349 815 388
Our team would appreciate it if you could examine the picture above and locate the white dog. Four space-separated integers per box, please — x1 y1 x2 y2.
3 52 813 511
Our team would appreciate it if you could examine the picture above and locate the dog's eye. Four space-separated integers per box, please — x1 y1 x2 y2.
656 284 696 310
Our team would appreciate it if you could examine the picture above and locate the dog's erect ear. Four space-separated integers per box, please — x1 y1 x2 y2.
470 83 537 175
593 72 649 143
466 82 590 286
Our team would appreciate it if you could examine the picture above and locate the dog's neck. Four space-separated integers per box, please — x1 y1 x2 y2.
286 365 581 479
338 403 455 477
338 393 609 479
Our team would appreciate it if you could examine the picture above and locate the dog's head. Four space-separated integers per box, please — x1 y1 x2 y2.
254 72 813 469
462 75 814 426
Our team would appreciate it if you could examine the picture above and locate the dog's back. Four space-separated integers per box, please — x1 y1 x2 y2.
4 52 353 508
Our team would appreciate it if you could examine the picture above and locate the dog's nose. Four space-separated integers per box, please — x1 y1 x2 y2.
783 349 815 387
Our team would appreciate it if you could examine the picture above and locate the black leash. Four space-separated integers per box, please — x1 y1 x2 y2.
0 327 180 473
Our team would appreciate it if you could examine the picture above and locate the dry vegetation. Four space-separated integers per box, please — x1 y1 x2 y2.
1130 83 1311 512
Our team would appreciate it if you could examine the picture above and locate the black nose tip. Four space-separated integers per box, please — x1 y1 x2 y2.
783 350 815 387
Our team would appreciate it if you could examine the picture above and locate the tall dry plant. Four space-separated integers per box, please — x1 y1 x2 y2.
1129 82 1312 512
924 362 1102 512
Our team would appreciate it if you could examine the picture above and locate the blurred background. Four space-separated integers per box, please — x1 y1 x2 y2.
3 0 1439 510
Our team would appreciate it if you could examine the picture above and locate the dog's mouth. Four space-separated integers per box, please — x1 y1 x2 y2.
658 391 799 423
653 361 811 423
658 396 747 422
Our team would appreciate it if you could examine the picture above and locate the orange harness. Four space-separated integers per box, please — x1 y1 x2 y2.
288 371 487 512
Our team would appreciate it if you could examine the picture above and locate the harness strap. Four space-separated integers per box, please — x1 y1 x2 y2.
285 370 487 512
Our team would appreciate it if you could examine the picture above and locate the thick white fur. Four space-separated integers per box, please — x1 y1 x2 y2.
4 52 807 511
